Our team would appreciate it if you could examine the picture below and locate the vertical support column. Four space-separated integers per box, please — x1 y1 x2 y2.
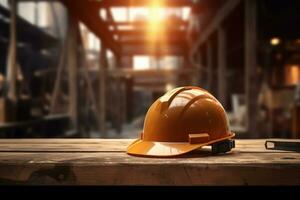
115 56 122 134
121 79 127 126
99 42 107 137
125 76 133 122
218 26 227 108
197 50 203 87
34 1 38 25
156 53 161 70
181 54 189 85
118 55 127 124
50 38 67 114
206 40 213 91
6 0 17 102
245 0 258 137
67 16 79 131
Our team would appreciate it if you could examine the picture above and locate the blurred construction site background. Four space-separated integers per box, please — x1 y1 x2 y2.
0 0 300 139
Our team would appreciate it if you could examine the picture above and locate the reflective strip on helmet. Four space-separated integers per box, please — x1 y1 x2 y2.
188 133 210 144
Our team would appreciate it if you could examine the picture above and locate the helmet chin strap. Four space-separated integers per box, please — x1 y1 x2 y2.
211 139 235 154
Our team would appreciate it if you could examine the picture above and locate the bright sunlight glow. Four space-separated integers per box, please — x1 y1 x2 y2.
148 1 164 38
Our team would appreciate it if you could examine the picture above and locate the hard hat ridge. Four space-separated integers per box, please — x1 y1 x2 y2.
127 86 235 157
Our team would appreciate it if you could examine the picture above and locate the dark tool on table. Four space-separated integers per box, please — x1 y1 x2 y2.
265 139 300 152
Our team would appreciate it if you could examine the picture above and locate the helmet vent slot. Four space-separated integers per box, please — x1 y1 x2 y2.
160 87 192 105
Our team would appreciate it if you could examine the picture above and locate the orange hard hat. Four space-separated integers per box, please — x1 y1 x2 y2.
127 86 235 157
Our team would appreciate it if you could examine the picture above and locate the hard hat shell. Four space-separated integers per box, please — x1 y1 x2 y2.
127 86 235 157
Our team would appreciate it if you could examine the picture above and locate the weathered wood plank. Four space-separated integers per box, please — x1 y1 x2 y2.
0 139 298 152
0 139 131 152
0 139 299 185
0 151 300 185
1 150 300 164
1 163 300 185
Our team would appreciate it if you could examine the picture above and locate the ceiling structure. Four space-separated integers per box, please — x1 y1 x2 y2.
62 0 200 56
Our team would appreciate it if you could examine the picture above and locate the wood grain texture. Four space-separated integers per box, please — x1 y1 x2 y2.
0 139 299 185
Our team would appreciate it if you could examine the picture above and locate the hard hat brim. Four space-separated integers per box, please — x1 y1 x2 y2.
126 133 235 157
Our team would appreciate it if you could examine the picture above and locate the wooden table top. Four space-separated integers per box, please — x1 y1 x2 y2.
0 139 299 185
